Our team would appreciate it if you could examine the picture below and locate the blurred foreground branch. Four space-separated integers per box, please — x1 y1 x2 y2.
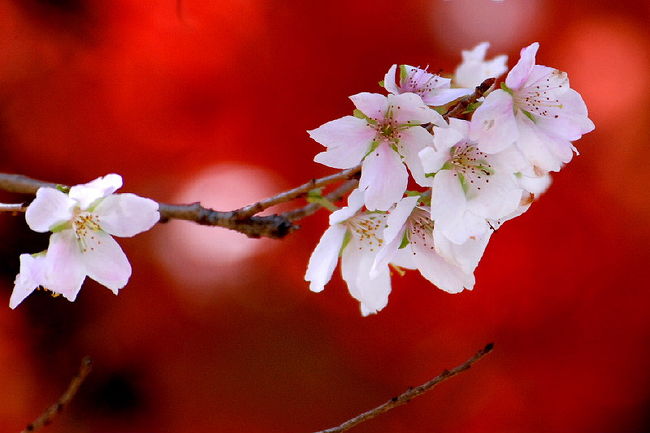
21 356 92 433
312 343 494 433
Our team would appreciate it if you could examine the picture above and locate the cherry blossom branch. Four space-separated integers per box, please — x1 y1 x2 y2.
312 343 494 433
21 356 92 433
0 203 27 212
443 77 496 121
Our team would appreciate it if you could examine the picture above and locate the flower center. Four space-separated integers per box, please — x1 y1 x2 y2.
514 71 567 119
347 214 386 252
407 208 435 252
449 143 494 194
72 211 102 253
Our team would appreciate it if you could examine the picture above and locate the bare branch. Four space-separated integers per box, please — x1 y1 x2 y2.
21 356 93 433
312 343 494 433
283 179 358 222
233 166 361 220
443 78 496 121
0 203 27 213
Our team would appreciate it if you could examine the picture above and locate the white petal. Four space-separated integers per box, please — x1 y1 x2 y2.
349 92 388 121
80 231 131 294
341 239 391 316
506 42 539 90
398 126 434 186
95 193 160 237
469 90 519 153
389 93 439 125
383 64 400 94
25 188 75 233
516 115 565 172
429 170 465 229
371 227 404 279
311 116 375 169
69 173 123 210
359 144 408 211
305 224 346 293
45 230 87 301
410 233 474 293
329 188 366 225
384 196 418 245
434 227 491 274
10 254 46 309
424 88 472 106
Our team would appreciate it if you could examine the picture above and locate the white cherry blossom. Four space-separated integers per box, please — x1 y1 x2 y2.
453 42 508 89
372 196 485 294
470 42 595 172
305 189 392 316
420 118 523 244
383 64 472 106
309 92 444 211
15 174 160 305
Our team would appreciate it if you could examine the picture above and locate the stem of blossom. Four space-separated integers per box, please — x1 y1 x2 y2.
21 356 92 433
0 203 27 212
311 343 494 433
443 78 496 121
233 166 361 220
283 178 359 221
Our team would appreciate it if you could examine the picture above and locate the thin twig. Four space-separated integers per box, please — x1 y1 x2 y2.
21 356 93 433
0 203 27 212
233 166 361 220
312 343 494 433
443 77 496 121
283 179 359 221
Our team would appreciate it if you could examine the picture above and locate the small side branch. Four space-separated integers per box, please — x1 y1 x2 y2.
443 78 496 121
0 203 27 213
312 343 494 433
21 356 93 433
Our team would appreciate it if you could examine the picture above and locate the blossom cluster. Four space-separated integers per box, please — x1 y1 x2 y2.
10 174 159 308
305 42 594 315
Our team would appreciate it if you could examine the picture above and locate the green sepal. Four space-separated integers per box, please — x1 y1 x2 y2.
378 80 385 89
462 101 481 114
500 82 513 95
398 231 410 249
522 110 536 123
424 172 436 178
353 109 365 119
405 190 422 197
364 140 380 158
458 172 469 195
55 184 70 193
339 230 352 256
399 65 408 83
50 221 71 233
306 188 339 212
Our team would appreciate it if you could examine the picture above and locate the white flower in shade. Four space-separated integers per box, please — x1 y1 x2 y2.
305 189 393 316
372 196 486 294
420 118 523 244
470 42 595 172
453 42 508 89
309 92 444 211
383 64 472 106
15 174 160 305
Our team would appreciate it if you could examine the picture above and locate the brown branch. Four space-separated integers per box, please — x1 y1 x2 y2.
443 77 497 121
0 203 27 213
21 356 93 433
312 343 494 433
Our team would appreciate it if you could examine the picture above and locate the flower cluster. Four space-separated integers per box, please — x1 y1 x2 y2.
306 42 594 315
10 174 159 308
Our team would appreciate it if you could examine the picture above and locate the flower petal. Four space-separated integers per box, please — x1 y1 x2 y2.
398 126 434 186
69 173 123 210
434 227 491 274
25 188 75 233
470 89 519 153
341 239 391 316
390 93 439 125
81 232 131 294
506 42 539 90
95 193 160 237
45 230 87 301
330 188 365 225
410 233 474 293
305 224 347 293
359 143 408 211
349 92 388 121
10 254 46 309
311 116 375 169
382 64 400 94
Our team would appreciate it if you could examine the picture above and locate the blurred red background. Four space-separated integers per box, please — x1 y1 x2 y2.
0 0 649 432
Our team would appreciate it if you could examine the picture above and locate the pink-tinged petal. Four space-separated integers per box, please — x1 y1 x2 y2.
305 224 347 293
516 115 566 172
470 90 519 153
329 188 365 225
310 116 375 169
10 254 46 309
518 172 552 195
468 170 522 220
434 227 491 274
26 188 75 233
410 237 474 293
383 64 400 94
371 226 405 279
431 119 467 156
534 88 595 141
429 170 465 228
419 147 448 176
506 42 539 90
390 246 417 269
359 143 408 211
424 88 472 106
81 231 131 294
69 173 123 210
95 193 160 237
384 196 419 244
45 230 86 301
341 240 391 316
349 92 388 121
398 126 434 186
389 93 438 125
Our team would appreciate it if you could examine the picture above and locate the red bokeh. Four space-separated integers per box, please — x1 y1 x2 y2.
0 1 649 432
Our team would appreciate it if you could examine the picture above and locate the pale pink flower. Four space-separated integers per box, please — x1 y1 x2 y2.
453 42 508 89
470 42 595 172
383 64 472 106
12 174 160 306
309 92 444 211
